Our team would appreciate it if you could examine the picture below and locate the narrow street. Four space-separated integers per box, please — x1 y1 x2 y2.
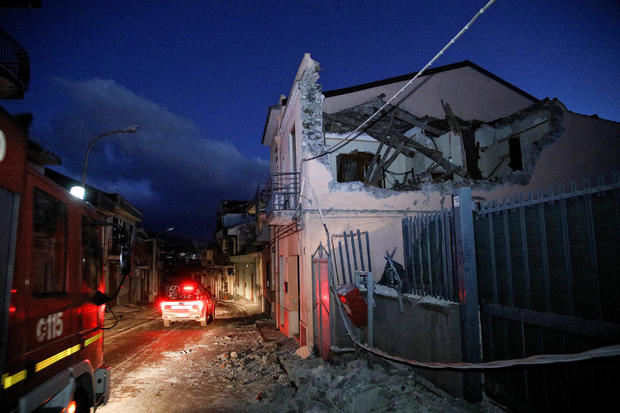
98 300 501 413
98 300 288 413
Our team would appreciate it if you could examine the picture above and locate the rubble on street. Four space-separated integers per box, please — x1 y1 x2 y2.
244 321 502 413
100 302 502 412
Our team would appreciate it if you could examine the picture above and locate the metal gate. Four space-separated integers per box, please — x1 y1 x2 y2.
312 243 331 359
401 178 620 410
474 178 620 411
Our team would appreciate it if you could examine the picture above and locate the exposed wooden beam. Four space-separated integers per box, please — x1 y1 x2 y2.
326 111 468 178
360 95 446 137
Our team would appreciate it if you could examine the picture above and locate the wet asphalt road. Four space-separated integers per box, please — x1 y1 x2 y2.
98 300 273 413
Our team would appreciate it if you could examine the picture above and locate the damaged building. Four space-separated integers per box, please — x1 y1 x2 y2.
257 54 620 409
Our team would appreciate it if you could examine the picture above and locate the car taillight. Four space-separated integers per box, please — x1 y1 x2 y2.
198 301 204 310
182 284 195 292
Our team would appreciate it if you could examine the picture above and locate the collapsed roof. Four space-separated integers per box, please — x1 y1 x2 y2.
324 97 569 190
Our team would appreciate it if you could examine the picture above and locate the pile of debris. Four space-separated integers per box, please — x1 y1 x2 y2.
247 340 501 413
199 318 501 412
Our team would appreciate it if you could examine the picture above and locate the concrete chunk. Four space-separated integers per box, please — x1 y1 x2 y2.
295 345 312 359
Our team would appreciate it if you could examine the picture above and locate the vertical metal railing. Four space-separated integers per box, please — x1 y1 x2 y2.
260 172 300 216
330 230 372 287
0 28 30 92
475 174 620 411
475 174 620 322
402 210 457 301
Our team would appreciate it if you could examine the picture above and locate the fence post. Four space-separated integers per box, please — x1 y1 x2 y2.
453 187 482 402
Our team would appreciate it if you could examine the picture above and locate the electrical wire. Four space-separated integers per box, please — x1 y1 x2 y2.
303 0 497 162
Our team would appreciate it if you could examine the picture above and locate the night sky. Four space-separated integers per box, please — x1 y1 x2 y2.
2 0 618 240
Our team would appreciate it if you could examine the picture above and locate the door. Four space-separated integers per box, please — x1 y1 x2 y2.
312 245 330 359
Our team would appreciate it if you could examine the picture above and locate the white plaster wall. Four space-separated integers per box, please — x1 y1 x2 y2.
323 66 536 121
475 110 552 178
305 159 449 214
278 67 305 174
298 183 451 347
474 113 620 201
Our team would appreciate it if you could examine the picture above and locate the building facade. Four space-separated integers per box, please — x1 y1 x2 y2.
258 54 620 349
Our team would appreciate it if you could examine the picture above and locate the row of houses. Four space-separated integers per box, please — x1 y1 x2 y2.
217 55 619 411
1 27 170 308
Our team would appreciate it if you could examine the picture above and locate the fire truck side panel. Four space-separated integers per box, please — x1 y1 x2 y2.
0 113 27 389
0 186 20 408
1 112 107 412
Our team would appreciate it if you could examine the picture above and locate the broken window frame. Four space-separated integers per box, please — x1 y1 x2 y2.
336 151 376 184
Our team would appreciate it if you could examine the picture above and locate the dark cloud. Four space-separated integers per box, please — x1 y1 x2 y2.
40 78 268 239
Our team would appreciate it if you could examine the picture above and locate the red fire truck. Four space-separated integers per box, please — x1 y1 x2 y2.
0 108 122 412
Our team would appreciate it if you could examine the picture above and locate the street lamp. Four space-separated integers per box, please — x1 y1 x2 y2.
70 125 139 199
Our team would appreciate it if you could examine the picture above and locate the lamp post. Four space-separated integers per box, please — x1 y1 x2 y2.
70 125 139 199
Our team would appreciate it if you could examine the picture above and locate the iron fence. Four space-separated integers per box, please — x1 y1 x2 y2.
475 177 620 324
258 172 300 216
0 28 30 92
330 230 372 287
475 175 620 411
402 210 457 301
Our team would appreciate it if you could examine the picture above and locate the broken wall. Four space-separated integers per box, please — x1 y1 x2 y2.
474 109 620 201
372 289 464 398
324 131 411 188
474 99 560 182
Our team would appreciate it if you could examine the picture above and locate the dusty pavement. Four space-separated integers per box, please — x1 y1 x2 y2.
98 300 502 413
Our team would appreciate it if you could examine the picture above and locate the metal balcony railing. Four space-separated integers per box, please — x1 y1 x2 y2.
107 239 121 256
0 29 30 95
257 172 300 216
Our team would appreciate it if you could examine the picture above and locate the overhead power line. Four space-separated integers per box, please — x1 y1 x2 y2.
303 0 497 162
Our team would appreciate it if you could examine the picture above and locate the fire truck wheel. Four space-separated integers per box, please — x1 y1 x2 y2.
73 387 91 413
200 318 207 327
163 319 171 327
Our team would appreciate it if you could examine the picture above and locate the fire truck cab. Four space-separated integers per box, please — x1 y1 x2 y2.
1 109 113 412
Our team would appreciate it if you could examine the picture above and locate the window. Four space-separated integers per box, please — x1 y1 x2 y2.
82 216 102 290
32 188 67 293
508 137 523 171
336 151 375 183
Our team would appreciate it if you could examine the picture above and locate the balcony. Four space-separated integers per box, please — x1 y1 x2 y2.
256 172 300 226
0 29 30 99
107 239 121 258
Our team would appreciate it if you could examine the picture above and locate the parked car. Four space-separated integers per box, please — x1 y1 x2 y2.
159 280 216 327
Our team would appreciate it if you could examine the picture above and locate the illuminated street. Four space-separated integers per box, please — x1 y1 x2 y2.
97 300 501 413
99 300 286 413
